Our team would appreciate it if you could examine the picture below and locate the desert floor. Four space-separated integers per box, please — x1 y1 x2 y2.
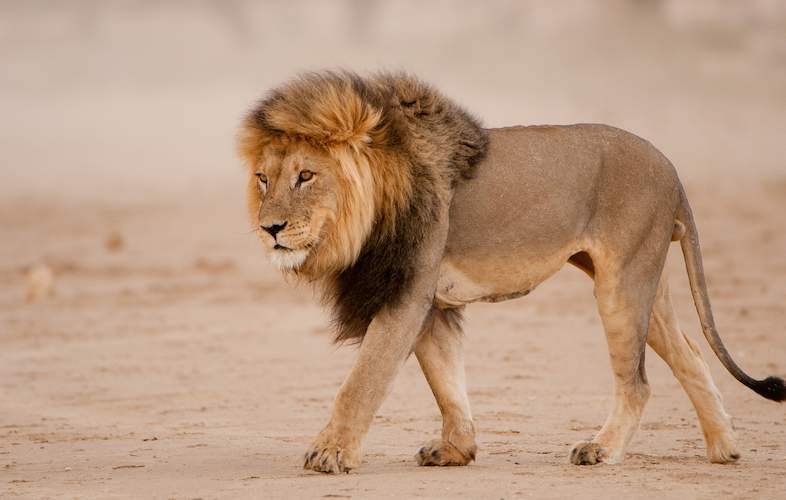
2 180 785 499
3 3 786 498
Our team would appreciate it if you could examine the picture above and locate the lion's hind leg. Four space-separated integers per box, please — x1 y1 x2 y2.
570 246 667 465
414 307 477 466
646 275 739 463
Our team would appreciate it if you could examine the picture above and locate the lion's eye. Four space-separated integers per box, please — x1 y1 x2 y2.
298 170 314 183
255 172 267 185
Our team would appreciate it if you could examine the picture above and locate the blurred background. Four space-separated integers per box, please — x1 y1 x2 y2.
2 0 785 203
2 2 786 497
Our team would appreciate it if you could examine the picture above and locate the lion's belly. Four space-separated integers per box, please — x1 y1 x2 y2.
434 251 572 308
433 126 605 308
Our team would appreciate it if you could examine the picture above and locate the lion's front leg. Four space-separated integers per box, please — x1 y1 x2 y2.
304 207 450 474
303 304 430 473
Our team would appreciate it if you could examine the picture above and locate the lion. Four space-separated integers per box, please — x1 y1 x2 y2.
237 70 785 474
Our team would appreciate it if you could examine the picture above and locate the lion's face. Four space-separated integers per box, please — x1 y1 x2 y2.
247 142 342 271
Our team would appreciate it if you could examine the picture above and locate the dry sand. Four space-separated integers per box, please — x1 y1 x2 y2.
2 2 786 499
2 184 786 499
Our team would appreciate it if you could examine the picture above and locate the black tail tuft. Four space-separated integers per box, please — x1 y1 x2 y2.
751 376 786 402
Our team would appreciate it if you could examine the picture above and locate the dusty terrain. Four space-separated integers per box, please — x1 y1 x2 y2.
2 1 786 499
3 182 786 499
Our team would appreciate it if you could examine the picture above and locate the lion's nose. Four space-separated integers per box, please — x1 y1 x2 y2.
261 221 287 239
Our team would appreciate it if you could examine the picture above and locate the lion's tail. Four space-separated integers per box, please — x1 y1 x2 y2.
676 186 785 402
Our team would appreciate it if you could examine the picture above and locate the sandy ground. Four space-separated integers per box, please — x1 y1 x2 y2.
2 182 786 499
2 2 786 499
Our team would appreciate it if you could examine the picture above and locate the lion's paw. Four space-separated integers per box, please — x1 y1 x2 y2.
303 437 360 474
569 441 608 465
416 439 475 466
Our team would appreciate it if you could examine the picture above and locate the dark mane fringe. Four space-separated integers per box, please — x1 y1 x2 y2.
328 145 441 343
247 70 488 343
328 72 486 343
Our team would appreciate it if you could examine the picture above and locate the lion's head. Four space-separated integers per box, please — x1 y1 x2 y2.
238 72 392 278
238 70 487 341
240 135 377 276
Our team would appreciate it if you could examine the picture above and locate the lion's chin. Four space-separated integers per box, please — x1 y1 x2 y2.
268 247 309 271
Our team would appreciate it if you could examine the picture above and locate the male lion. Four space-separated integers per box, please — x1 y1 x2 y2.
238 71 785 473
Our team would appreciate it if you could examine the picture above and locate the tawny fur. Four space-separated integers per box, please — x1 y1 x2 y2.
238 70 784 475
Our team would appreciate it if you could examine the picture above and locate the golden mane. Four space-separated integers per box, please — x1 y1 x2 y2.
239 70 488 342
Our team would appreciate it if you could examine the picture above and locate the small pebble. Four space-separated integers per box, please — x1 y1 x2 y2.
26 264 54 303
105 232 124 252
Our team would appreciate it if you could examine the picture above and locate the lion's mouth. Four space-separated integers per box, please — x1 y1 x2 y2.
273 241 315 251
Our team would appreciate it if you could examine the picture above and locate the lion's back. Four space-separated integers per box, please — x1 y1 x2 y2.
446 123 683 259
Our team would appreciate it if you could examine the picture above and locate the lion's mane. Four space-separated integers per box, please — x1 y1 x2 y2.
239 71 488 342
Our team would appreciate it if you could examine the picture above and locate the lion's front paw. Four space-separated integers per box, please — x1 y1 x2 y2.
303 434 361 474
569 441 608 465
416 439 476 466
